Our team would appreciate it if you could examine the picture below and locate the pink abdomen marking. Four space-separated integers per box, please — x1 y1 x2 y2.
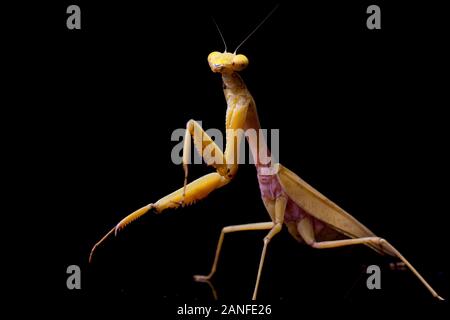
257 169 304 223
257 168 320 224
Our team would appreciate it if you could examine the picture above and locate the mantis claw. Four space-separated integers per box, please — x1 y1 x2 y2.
114 224 121 237
115 204 154 236
170 200 185 207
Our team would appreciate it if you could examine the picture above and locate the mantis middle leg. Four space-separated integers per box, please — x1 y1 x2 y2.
252 196 287 300
194 222 275 282
194 196 287 300
297 216 444 300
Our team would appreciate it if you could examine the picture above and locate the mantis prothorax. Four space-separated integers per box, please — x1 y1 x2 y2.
89 11 443 301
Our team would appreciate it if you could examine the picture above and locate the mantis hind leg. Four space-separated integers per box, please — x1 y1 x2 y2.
89 172 229 263
296 216 444 301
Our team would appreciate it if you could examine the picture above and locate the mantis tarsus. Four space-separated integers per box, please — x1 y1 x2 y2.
89 11 443 301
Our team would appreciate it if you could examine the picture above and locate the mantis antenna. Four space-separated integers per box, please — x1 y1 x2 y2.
212 17 228 52
234 4 280 54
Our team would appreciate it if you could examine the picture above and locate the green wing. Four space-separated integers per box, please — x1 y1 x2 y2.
275 164 395 256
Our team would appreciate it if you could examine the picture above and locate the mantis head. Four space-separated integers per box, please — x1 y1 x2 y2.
209 5 278 74
208 52 249 73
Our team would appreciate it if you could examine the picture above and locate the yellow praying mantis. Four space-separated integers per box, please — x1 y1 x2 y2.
89 8 443 301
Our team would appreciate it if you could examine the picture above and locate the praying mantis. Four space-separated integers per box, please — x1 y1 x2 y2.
89 9 444 301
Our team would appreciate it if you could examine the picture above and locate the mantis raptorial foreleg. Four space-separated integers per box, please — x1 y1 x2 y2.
297 216 444 300
90 108 248 262
90 120 235 262
89 173 229 262
182 120 229 201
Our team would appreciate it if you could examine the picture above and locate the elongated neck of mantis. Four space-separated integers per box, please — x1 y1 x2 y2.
221 72 246 89
249 129 272 169
222 72 272 169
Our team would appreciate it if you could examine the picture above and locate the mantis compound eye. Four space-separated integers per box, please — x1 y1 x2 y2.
208 51 224 72
208 51 221 63
232 54 249 71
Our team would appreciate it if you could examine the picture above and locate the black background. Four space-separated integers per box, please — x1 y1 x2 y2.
10 0 449 317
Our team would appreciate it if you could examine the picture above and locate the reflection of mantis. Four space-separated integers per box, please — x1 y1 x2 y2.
90 10 443 301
